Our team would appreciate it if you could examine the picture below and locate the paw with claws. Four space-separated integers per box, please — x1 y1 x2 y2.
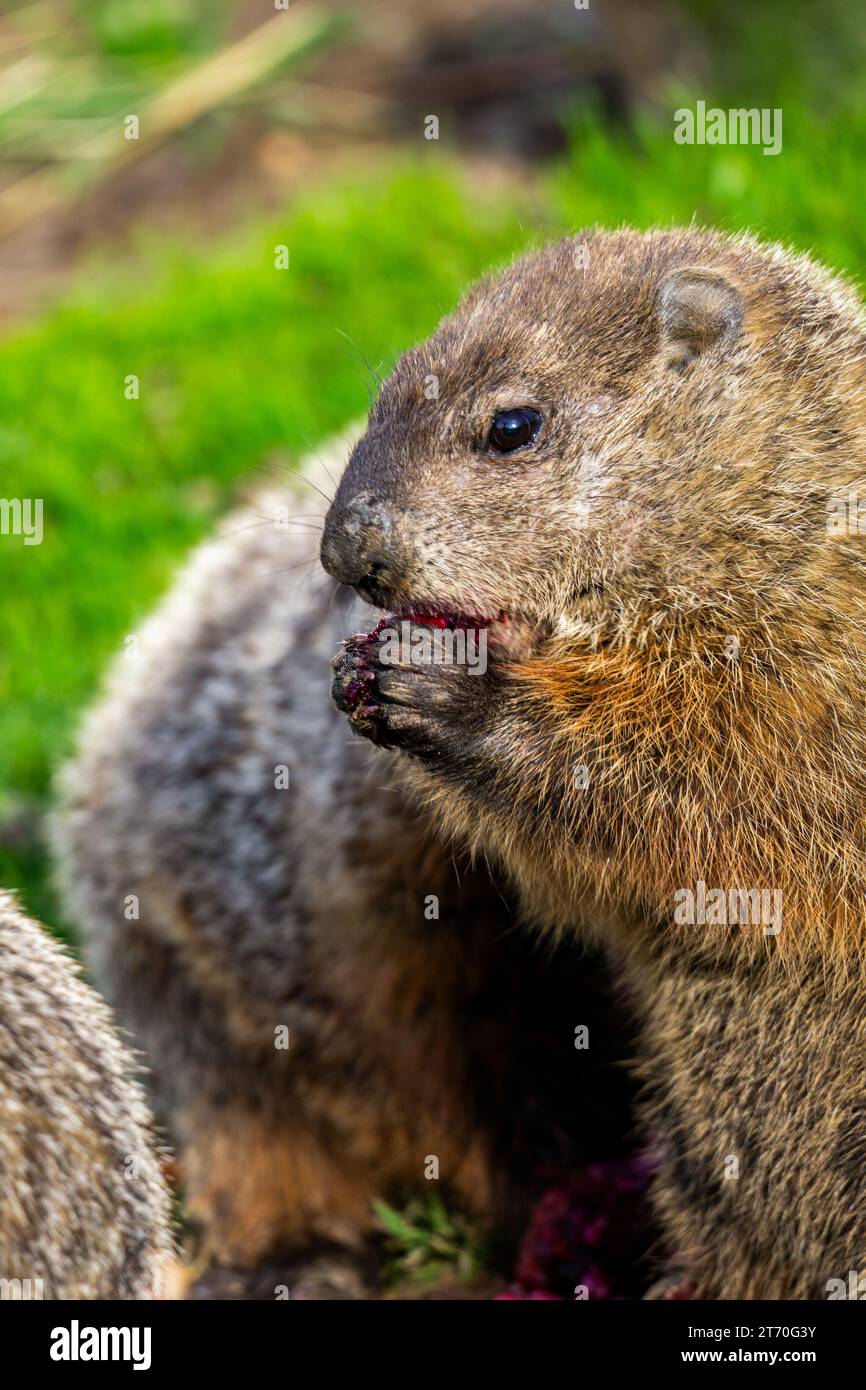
331 617 493 761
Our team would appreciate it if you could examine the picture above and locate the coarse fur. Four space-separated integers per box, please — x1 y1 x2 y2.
0 892 173 1299
52 432 640 1297
321 226 866 1299
55 226 866 1300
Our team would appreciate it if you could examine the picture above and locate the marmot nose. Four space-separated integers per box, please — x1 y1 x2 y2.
320 492 396 590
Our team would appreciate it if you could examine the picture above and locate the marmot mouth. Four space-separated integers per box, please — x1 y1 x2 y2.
396 602 506 631
384 603 542 662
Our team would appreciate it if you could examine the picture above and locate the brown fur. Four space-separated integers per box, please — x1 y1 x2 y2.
53 436 638 1296
322 228 866 1297
55 224 864 1299
0 892 173 1298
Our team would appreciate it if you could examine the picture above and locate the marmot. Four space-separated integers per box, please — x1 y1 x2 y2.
0 892 173 1299
323 227 866 1299
56 226 866 1301
52 434 643 1299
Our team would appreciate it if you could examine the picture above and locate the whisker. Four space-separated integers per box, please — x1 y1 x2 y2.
257 555 321 579
335 327 384 394
266 454 336 507
247 510 325 532
301 573 335 618
289 420 342 495
222 518 275 538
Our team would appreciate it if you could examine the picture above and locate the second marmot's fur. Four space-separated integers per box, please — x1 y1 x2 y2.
324 227 866 1299
0 892 173 1299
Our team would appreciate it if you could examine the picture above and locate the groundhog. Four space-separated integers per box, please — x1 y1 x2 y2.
56 226 866 1301
323 227 866 1299
52 433 644 1299
0 891 173 1299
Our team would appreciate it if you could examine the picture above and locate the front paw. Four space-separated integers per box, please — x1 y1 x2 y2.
331 618 489 760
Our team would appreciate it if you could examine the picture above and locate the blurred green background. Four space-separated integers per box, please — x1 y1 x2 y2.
0 0 863 932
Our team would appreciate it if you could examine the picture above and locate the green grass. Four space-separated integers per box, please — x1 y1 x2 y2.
0 163 534 919
672 0 866 109
550 101 866 283
374 1195 487 1287
2 84 866 928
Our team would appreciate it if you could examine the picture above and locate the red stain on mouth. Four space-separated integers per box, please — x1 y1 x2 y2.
335 606 524 722
407 612 452 629
396 604 509 631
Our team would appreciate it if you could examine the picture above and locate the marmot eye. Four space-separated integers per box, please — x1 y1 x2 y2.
487 408 543 453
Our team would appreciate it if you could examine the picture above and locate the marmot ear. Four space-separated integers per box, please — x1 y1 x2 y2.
657 267 744 373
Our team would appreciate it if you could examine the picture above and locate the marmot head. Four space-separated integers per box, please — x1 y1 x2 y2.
322 228 866 657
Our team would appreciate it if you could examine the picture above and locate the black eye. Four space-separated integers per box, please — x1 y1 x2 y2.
487 407 543 453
